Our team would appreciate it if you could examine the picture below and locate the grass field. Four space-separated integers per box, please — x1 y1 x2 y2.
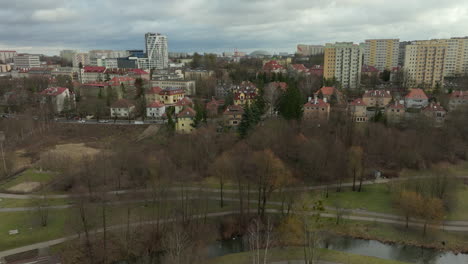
0 169 55 192
208 247 410 264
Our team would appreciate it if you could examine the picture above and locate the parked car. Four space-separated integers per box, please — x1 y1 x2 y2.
78 120 86 124
134 121 144 124
99 120 109 123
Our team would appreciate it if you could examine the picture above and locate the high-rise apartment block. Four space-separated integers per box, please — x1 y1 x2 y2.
13 54 40 69
444 37 468 77
398 41 411 66
72 53 90 68
324 42 363 89
60 50 77 62
145 33 168 69
404 40 447 89
0 51 17 63
296 44 324 56
364 39 399 71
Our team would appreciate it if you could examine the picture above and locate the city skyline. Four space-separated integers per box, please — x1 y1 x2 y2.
2 0 468 55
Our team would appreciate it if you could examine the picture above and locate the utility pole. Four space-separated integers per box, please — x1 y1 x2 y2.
0 131 6 176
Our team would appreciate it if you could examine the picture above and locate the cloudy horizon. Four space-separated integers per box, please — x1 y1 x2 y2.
2 0 468 55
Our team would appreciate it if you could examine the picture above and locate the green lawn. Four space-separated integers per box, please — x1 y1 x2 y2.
0 169 55 191
0 198 71 208
208 247 410 264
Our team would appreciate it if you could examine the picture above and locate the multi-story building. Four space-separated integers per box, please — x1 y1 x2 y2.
111 99 135 118
0 51 17 63
296 45 324 56
90 57 119 68
51 67 79 81
89 50 129 59
364 39 399 71
404 88 429 109
385 102 406 124
59 50 77 62
150 79 196 95
158 87 185 105
0 64 11 73
443 37 468 77
146 101 166 119
223 105 244 127
303 97 330 121
72 53 90 68
349 98 368 122
80 66 107 83
39 87 73 113
422 103 446 126
398 41 411 66
176 107 196 133
13 54 40 69
324 42 363 89
404 40 447 89
184 69 214 80
362 90 392 108
145 33 168 69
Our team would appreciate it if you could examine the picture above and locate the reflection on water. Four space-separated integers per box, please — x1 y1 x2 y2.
207 235 468 264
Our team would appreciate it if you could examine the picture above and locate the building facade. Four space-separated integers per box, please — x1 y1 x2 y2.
324 42 363 89
13 54 40 69
404 88 429 109
364 39 399 71
150 80 196 95
145 33 169 69
404 40 447 89
0 51 17 63
303 97 330 121
72 53 90 68
176 107 196 133
448 90 468 111
40 87 73 113
296 45 324 56
60 50 77 62
111 99 135 118
362 90 392 108
398 41 411 66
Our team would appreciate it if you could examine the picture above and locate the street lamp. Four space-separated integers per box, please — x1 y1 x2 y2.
0 131 6 176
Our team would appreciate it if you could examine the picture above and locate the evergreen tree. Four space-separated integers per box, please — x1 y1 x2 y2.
277 83 304 120
238 106 252 138
106 86 116 107
120 83 126 98
166 106 176 135
134 78 144 99
192 101 207 128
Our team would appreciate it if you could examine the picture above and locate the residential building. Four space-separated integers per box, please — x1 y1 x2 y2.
72 53 90 68
0 51 17 63
398 41 411 66
422 103 446 126
127 50 146 58
90 57 119 68
176 107 196 133
303 97 330 121
364 39 399 71
127 69 150 80
296 45 324 56
39 87 73 112
385 101 406 123
51 67 79 80
263 60 287 73
89 50 129 59
150 80 196 95
404 88 429 109
13 54 40 69
158 87 185 105
362 90 392 108
443 37 468 77
28 67 52 78
145 87 163 103
117 57 138 69
349 98 368 122
80 66 107 83
448 90 468 111
79 82 108 98
361 65 380 76
146 101 166 119
145 33 168 69
0 64 11 73
289 64 309 74
223 105 244 127
309 65 324 76
323 42 363 89
206 97 224 117
184 69 214 80
60 50 77 62
174 97 193 114
110 99 135 118
404 40 447 89
314 86 344 105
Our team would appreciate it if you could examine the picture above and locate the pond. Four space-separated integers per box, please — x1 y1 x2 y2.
207 235 468 264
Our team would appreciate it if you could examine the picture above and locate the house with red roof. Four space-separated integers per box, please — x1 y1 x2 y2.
145 86 163 103
362 90 392 108
174 97 194 114
404 88 429 109
80 66 106 83
176 106 197 133
422 102 446 125
448 90 468 111
289 64 308 73
110 99 135 118
127 69 150 80
39 87 73 112
263 60 286 73
303 97 330 121
314 86 344 105
385 101 406 123
308 65 324 76
362 65 380 76
349 98 368 122
223 105 244 127
206 97 224 117
146 100 166 119
159 87 185 104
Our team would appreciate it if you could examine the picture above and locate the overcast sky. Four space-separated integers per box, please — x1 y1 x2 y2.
1 0 468 55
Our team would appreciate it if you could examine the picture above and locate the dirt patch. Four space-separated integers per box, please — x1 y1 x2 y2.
136 125 161 142
43 143 100 161
8 182 41 193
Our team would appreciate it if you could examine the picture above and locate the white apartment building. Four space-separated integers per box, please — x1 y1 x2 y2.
364 39 399 71
0 51 17 63
150 79 196 95
90 57 119 68
324 42 363 89
72 53 90 68
296 45 324 56
13 54 40 69
444 37 468 77
145 33 169 69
